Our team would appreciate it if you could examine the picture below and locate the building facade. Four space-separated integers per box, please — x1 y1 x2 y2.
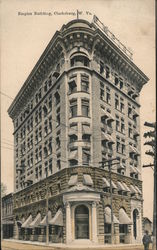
143 217 153 235
8 18 149 245
2 193 14 239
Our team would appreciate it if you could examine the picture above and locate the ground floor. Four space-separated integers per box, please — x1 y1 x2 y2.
13 189 143 245
2 240 149 250
2 223 14 239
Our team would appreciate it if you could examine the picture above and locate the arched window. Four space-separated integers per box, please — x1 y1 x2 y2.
70 52 90 67
75 205 89 239
133 209 139 239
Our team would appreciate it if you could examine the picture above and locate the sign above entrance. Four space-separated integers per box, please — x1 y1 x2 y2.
92 15 133 61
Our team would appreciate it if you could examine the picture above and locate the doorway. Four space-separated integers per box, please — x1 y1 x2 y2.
75 205 89 239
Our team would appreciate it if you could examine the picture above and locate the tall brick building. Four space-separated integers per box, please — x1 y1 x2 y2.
8 17 149 245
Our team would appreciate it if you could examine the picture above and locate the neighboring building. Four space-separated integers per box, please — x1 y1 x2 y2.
143 217 153 235
2 193 14 239
8 17 149 245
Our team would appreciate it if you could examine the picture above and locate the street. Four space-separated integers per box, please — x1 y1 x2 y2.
1 240 152 250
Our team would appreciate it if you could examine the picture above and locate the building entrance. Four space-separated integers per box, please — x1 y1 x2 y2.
75 205 89 239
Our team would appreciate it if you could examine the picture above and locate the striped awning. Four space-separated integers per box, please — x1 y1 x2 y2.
101 131 109 141
104 207 119 224
122 182 130 192
101 109 109 119
107 113 115 121
39 211 52 227
49 209 63 226
29 213 41 228
130 184 138 194
68 175 78 186
117 181 126 191
21 214 32 228
119 208 132 224
135 185 142 194
83 174 93 186
102 177 110 187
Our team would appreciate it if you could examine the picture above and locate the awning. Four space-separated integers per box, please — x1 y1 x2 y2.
101 109 109 119
29 213 41 228
68 175 78 186
129 146 140 155
119 208 132 224
122 182 130 192
101 131 110 141
49 209 63 226
107 113 115 122
16 218 25 226
39 211 52 227
104 207 119 224
118 164 125 170
82 124 91 134
83 174 93 186
130 166 138 174
111 180 117 189
130 185 138 194
69 150 77 160
135 185 142 194
117 181 126 191
21 214 32 228
107 134 115 144
102 177 110 187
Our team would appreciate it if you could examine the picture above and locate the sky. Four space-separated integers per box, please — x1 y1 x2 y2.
1 0 155 220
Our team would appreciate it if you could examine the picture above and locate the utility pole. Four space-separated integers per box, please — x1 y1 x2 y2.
143 121 156 250
99 157 119 244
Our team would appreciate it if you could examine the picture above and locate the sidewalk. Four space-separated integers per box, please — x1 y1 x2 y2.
2 239 145 249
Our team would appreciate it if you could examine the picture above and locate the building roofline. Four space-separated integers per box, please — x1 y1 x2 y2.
8 18 149 119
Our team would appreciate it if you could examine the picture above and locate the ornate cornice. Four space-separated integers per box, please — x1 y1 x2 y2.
8 19 149 120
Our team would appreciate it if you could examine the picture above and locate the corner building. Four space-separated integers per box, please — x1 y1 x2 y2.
8 19 149 245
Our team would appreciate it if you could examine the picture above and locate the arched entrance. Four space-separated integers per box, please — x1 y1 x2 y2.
75 205 89 239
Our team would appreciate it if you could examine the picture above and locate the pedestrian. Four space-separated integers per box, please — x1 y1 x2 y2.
142 230 152 250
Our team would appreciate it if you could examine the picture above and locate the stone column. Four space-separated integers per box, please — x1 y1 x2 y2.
114 223 119 244
66 202 72 244
125 225 131 244
13 221 19 240
92 202 98 243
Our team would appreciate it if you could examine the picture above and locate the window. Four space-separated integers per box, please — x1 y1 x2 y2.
115 74 119 85
70 99 77 117
106 66 110 79
55 91 60 105
100 82 105 100
82 134 90 142
43 101 48 117
82 148 90 165
128 127 133 138
57 159 61 170
121 144 125 154
70 54 89 67
120 78 123 89
100 61 105 74
44 120 48 137
116 120 120 132
56 136 61 149
128 106 132 118
106 91 111 104
48 94 52 111
115 99 119 109
49 159 52 174
120 102 124 113
56 108 60 126
116 141 121 153
69 134 77 143
81 74 89 92
121 122 125 134
82 99 89 117
69 80 77 94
